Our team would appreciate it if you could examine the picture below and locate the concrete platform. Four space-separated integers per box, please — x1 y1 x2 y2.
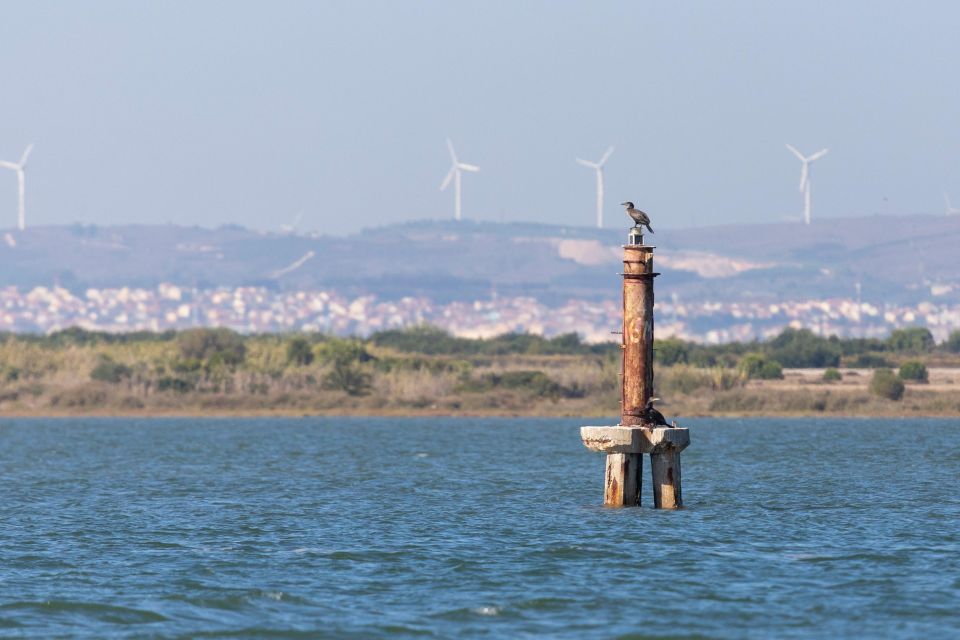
580 425 690 454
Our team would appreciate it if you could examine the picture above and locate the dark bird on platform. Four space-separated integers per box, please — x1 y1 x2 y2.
621 202 654 233
641 398 669 427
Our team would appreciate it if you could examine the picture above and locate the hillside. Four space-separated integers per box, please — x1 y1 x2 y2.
2 215 958 306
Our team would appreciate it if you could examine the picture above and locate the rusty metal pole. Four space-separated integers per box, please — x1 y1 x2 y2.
598 230 657 507
622 230 683 509
580 227 689 509
621 233 657 426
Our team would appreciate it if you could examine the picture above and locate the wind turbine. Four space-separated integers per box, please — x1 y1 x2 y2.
944 192 960 216
785 143 828 225
0 143 33 231
439 138 479 222
576 146 614 228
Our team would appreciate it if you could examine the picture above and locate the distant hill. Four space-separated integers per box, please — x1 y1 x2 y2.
2 215 958 305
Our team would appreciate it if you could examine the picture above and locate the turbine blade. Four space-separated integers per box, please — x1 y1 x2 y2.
440 166 455 191
576 158 597 168
0 160 18 171
446 138 458 164
19 143 34 166
457 163 480 172
799 163 809 191
598 146 614 166
807 148 829 162
785 143 805 161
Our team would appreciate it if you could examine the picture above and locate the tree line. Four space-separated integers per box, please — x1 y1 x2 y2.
1 325 957 412
2 324 958 368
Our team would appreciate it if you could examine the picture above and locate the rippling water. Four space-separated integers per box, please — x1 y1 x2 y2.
1 417 959 638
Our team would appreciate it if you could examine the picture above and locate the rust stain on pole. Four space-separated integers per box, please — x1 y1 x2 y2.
603 452 641 507
621 243 658 426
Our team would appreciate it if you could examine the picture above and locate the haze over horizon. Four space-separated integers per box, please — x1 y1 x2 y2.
1 1 958 235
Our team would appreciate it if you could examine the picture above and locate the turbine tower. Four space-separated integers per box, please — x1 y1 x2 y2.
439 138 479 222
944 192 960 216
785 144 828 225
0 143 33 231
576 146 614 228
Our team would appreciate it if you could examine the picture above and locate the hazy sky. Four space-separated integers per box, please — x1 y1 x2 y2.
1 1 958 234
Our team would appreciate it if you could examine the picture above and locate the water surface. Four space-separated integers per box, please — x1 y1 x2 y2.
1 417 958 638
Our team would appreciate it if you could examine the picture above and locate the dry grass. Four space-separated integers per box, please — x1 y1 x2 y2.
2 337 959 417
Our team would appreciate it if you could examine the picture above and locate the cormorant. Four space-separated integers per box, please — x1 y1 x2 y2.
621 202 654 234
640 398 669 427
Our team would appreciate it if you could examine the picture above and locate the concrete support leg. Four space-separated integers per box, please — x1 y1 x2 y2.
582 426 688 508
604 452 642 507
650 449 683 509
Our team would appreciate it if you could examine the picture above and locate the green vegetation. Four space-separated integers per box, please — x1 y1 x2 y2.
458 370 585 399
887 328 935 354
323 360 372 396
321 339 373 396
870 369 905 401
370 326 604 356
0 325 958 416
898 361 928 383
90 357 133 384
286 338 314 366
767 328 840 368
848 353 894 368
737 353 784 380
177 328 246 366
822 368 842 382
658 365 745 395
945 330 960 354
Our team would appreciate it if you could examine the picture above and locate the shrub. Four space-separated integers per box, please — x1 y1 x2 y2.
157 376 196 393
849 353 894 368
687 349 719 368
317 339 372 366
90 358 133 384
547 333 584 354
655 339 689 366
944 330 960 353
370 326 605 356
835 337 888 357
177 328 246 366
457 369 583 398
661 365 713 395
710 367 747 390
737 353 784 380
286 337 314 366
869 368 905 401
323 361 372 396
492 370 566 397
371 326 473 355
172 359 202 373
822 368 842 382
898 360 928 383
887 327 935 353
767 328 841 367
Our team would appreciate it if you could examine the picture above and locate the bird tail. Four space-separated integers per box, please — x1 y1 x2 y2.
646 224 654 234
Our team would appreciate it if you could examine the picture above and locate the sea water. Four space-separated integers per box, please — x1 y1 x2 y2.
1 417 958 638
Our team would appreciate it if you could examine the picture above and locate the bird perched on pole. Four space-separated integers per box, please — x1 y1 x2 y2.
640 398 669 427
621 202 653 233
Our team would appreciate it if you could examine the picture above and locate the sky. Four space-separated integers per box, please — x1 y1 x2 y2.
0 0 958 235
